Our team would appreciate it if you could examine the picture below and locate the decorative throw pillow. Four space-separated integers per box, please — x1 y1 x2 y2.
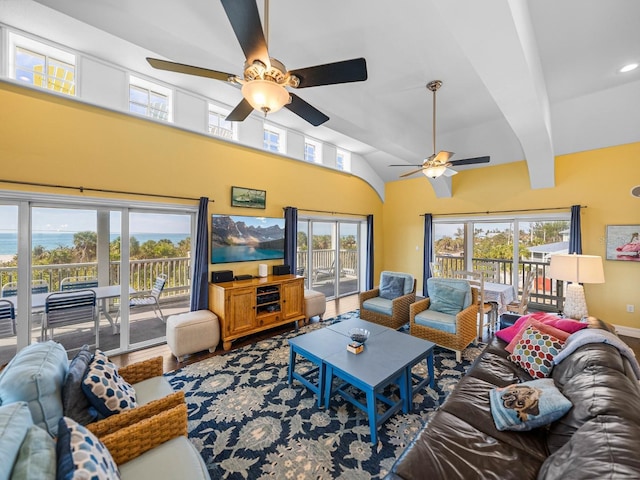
379 275 405 300
495 314 532 343
11 424 57 479
81 350 137 417
429 283 468 315
56 416 120 480
489 378 572 431
509 326 565 378
0 402 33 480
505 318 570 354
62 345 98 425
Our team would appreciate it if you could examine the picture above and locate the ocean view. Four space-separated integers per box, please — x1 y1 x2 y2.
0 232 190 256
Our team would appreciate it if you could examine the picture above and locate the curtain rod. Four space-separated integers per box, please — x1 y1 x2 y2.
420 205 586 217
0 178 214 203
287 207 368 217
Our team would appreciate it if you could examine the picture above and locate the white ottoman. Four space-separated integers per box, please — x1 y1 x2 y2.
304 289 326 322
166 310 220 362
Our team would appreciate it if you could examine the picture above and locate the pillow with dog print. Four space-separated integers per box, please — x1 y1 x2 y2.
489 378 572 431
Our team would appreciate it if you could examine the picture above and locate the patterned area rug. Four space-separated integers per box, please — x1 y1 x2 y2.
165 311 485 479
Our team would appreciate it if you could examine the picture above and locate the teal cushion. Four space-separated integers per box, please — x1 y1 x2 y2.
379 275 405 300
428 283 467 315
56 416 120 480
82 350 137 417
0 341 68 436
381 271 414 296
427 278 472 311
489 378 572 431
10 425 56 480
414 309 457 334
0 402 33 480
362 297 393 316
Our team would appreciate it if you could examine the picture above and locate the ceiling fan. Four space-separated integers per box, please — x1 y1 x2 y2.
390 80 490 178
146 0 368 127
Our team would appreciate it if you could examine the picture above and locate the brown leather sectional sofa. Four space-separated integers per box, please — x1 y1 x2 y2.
385 324 640 479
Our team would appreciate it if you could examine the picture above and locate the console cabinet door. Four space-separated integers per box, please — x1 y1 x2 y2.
226 287 256 335
282 278 304 320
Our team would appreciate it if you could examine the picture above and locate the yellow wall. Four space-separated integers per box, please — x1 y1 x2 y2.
383 143 640 329
0 82 383 277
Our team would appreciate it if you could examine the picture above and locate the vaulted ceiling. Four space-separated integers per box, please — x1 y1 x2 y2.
4 0 640 196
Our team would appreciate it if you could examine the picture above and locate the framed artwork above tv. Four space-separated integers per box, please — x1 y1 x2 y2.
211 214 285 264
231 186 266 209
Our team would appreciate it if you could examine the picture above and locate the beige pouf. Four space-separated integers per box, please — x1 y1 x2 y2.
166 310 220 362
304 289 326 322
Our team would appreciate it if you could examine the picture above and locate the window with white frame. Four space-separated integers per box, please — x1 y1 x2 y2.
263 124 286 154
336 149 351 171
208 105 236 140
304 138 322 163
9 33 76 96
129 76 172 122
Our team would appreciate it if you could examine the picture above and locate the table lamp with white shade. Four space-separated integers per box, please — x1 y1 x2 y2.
548 253 605 320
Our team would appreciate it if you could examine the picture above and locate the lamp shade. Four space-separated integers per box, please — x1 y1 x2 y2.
241 80 290 114
548 254 605 284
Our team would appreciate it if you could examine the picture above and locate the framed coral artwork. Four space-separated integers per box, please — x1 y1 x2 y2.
606 225 640 262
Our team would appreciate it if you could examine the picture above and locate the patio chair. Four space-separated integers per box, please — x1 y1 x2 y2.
116 274 168 323
60 276 99 291
313 261 335 282
43 290 99 346
410 277 478 361
506 270 536 315
359 271 416 329
453 270 497 338
1 279 50 297
0 299 16 338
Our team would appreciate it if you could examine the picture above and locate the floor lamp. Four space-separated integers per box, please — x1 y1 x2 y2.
549 254 605 320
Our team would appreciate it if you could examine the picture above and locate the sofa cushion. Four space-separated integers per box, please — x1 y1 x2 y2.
505 319 570 354
414 309 457 334
132 377 175 406
0 341 68 436
56 416 120 480
381 271 414 296
489 378 572 432
118 436 209 480
509 326 564 379
379 274 405 300
82 350 137 417
361 296 393 316
62 345 97 426
497 312 587 343
0 402 33 480
11 424 56 480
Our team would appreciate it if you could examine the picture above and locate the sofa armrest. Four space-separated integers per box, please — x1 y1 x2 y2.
359 288 380 306
119 356 163 384
99 403 188 466
87 391 185 438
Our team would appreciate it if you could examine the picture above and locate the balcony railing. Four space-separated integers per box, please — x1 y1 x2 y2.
0 257 191 298
436 255 563 312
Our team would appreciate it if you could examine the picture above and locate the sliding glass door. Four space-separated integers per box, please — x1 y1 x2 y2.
297 218 361 300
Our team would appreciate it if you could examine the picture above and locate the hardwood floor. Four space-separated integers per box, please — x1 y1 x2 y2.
109 294 360 372
110 295 640 373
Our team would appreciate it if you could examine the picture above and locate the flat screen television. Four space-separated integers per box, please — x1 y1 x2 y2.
211 214 285 264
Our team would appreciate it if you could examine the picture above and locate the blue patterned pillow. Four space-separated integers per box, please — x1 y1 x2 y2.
81 350 137 417
489 378 572 431
56 416 120 480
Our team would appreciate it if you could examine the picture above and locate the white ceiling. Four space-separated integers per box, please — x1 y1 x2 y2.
4 0 640 191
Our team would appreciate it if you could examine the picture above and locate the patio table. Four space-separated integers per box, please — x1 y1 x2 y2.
483 282 516 315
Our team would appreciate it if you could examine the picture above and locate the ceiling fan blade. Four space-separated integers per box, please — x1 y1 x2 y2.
289 58 368 88
147 58 234 81
220 0 269 65
285 93 329 126
226 98 254 121
433 151 454 163
389 164 425 167
399 168 426 178
449 155 490 166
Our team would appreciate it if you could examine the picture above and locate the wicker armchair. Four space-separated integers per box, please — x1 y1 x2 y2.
410 278 478 361
359 271 417 329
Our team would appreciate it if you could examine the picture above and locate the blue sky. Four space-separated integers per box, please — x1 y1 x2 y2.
0 206 190 234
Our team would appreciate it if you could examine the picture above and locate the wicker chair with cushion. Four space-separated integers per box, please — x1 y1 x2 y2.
409 277 478 361
359 271 416 329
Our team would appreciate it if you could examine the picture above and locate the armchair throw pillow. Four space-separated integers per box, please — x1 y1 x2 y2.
490 378 572 431
82 350 137 418
62 344 98 425
429 283 468 316
379 275 405 300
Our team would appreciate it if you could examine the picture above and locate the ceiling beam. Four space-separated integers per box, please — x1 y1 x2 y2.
432 0 555 190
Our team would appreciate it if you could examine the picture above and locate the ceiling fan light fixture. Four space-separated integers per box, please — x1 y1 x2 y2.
423 165 447 179
241 79 291 114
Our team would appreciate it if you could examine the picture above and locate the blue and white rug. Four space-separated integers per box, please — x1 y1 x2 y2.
165 311 484 479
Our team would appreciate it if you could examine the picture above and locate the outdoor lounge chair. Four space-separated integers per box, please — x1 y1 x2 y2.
116 274 168 323
43 289 99 347
0 299 16 338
